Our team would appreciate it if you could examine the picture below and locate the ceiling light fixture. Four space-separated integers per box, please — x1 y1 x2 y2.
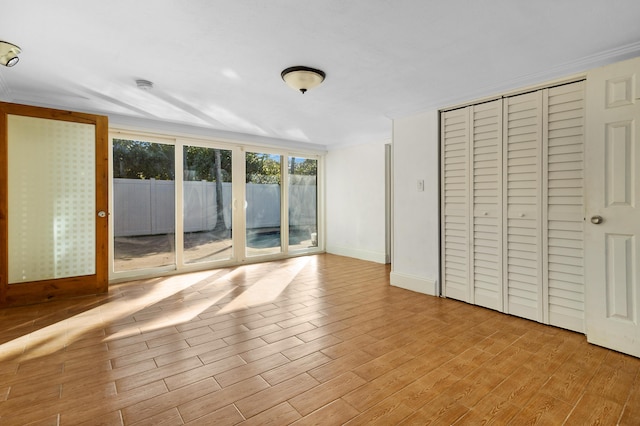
136 79 154 90
0 41 21 67
281 66 325 94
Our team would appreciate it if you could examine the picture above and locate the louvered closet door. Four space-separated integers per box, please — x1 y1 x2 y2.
441 84 585 330
441 108 470 302
471 100 503 310
503 92 543 322
544 82 585 333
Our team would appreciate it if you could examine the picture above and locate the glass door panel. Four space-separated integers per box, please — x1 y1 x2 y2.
245 152 282 256
183 146 233 263
288 156 318 251
113 139 175 271
108 135 322 277
1 103 108 307
8 115 96 283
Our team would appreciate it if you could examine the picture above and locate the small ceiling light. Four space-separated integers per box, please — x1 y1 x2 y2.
281 66 325 94
0 41 21 67
136 79 154 90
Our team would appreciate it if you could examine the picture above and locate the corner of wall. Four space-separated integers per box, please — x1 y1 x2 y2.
390 271 438 296
391 109 441 290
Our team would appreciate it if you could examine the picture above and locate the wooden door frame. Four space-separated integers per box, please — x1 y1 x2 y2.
0 102 108 306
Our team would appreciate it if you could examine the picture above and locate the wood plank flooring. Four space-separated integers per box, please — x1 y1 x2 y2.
0 254 638 425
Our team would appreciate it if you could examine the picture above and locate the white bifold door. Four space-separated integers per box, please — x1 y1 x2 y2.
442 100 504 311
441 80 586 333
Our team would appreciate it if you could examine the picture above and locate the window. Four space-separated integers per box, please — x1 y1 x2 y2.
112 138 175 272
288 156 318 251
183 145 233 264
246 152 282 257
109 133 322 279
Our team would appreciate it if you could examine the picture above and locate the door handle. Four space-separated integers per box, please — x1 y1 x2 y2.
590 215 603 225
97 211 107 218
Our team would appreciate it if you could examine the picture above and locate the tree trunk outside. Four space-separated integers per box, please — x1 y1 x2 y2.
213 149 227 233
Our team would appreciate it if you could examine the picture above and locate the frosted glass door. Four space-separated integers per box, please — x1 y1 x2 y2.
8 115 96 283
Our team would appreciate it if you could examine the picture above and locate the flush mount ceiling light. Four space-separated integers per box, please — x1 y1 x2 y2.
136 79 154 90
281 66 325 94
0 41 21 67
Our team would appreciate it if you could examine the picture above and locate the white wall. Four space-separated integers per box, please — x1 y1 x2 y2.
390 110 440 295
325 140 388 263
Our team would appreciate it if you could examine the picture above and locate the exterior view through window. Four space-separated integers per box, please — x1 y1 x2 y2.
244 154 318 256
111 136 321 276
113 139 176 271
183 145 233 264
246 152 282 256
288 156 318 251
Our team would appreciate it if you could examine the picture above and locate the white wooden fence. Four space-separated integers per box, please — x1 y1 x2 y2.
113 178 316 237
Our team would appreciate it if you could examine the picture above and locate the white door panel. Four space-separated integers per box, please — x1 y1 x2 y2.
585 56 640 357
471 100 503 310
503 92 543 322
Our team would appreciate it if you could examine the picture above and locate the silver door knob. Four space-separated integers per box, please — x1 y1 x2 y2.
97 211 107 218
590 215 603 224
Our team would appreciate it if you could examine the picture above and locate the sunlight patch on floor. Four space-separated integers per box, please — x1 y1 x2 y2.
218 257 309 314
101 270 228 340
0 270 221 363
1 257 313 364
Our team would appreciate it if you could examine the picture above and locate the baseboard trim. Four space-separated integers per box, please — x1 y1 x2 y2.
325 245 387 264
390 271 438 296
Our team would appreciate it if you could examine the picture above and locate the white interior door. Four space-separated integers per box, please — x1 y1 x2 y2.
585 56 640 357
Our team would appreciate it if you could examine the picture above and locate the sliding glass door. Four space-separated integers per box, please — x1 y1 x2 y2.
183 145 233 264
112 138 176 272
288 156 318 252
110 134 322 279
245 151 282 257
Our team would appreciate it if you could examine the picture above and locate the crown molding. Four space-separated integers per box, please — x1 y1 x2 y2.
388 40 640 118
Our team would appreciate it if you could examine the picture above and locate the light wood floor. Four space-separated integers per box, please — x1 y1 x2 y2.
1 254 638 425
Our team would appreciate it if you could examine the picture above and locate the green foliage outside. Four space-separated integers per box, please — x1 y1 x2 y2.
113 139 317 184
184 146 232 182
245 152 281 184
113 139 175 180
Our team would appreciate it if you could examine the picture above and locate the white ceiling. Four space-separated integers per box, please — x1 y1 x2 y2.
2 1 640 151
